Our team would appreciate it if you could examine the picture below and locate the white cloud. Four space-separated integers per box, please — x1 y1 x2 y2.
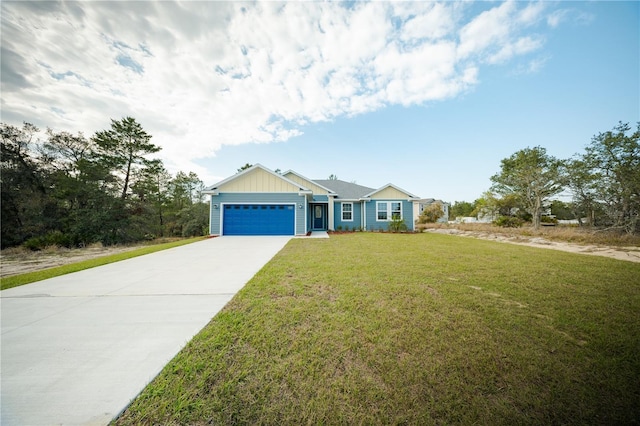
1 1 557 182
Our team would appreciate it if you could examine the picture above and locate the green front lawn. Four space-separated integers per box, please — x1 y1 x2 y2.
115 233 640 425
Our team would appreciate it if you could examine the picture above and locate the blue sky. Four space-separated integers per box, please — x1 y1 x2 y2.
1 1 638 203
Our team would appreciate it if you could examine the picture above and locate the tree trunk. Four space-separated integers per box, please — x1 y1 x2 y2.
532 196 542 230
121 155 133 199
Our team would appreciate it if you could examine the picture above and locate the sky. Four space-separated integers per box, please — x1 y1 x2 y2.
1 1 638 203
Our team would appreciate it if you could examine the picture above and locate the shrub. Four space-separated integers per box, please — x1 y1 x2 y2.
388 217 408 232
418 202 444 223
182 220 205 237
493 216 524 228
23 231 72 251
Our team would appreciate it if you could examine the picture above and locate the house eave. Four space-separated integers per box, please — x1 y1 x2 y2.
207 163 311 193
362 183 420 199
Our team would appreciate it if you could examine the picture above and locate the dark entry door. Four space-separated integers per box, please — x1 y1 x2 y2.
312 204 325 230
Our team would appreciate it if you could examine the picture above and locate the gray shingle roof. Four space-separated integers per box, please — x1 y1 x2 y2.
313 179 376 200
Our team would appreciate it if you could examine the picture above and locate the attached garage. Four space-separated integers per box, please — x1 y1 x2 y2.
222 204 296 236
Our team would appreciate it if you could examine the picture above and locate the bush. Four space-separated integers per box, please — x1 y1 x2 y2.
493 216 524 228
418 202 444 224
182 220 206 237
388 217 408 232
23 231 72 251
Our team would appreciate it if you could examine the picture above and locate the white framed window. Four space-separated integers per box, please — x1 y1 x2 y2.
341 202 353 221
376 201 402 221
377 202 387 221
391 202 402 219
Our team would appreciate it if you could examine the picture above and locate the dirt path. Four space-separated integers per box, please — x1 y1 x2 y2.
0 245 143 278
425 228 640 263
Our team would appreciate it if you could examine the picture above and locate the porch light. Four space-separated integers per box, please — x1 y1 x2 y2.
299 204 303 209
213 204 218 209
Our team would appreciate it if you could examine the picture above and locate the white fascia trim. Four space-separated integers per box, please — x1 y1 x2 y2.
362 183 420 199
282 169 337 195
207 164 311 193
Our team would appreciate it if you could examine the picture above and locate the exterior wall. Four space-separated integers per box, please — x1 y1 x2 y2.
441 203 450 223
333 201 363 230
328 197 335 230
209 192 307 235
370 187 409 199
284 173 329 195
417 202 450 224
364 199 415 231
218 168 301 193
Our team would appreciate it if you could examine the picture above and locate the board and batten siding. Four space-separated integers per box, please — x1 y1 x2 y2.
283 173 329 195
218 168 302 193
369 186 410 199
209 193 307 235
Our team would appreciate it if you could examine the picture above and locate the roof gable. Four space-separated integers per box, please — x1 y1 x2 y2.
283 170 335 195
364 183 419 200
205 164 309 193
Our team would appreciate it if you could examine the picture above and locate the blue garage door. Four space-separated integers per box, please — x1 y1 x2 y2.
223 204 295 235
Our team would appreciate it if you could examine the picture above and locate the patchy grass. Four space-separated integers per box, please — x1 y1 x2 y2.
115 233 640 425
0 237 206 290
420 222 640 247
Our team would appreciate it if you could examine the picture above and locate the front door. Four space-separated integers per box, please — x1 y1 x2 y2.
312 204 326 230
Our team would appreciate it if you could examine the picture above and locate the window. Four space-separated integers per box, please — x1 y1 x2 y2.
342 202 353 221
377 202 387 220
391 202 402 219
376 201 402 221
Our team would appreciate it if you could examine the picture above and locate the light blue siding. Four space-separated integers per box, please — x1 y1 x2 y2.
334 201 363 230
364 200 414 231
210 193 307 235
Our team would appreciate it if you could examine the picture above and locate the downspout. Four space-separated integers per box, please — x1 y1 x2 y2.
304 196 308 234
363 201 367 231
328 196 335 231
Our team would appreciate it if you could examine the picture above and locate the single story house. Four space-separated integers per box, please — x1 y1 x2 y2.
415 198 450 223
203 164 421 236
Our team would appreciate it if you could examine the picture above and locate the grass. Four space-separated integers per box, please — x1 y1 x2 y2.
0 237 206 290
419 222 640 247
114 233 640 425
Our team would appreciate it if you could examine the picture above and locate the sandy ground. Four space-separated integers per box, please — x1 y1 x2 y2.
0 245 143 278
1 231 639 279
425 228 640 263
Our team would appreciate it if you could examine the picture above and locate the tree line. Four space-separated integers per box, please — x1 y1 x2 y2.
449 122 639 234
1 117 210 249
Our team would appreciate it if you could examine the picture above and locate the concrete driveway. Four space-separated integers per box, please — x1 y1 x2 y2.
1 236 291 426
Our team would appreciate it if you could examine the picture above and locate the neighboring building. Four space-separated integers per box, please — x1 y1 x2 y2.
203 164 421 236
415 198 450 223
